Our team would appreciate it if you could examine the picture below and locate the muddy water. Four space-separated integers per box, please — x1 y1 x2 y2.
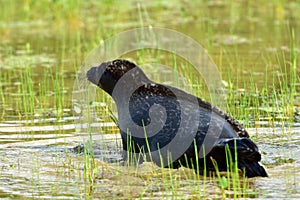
0 0 300 199
0 120 299 199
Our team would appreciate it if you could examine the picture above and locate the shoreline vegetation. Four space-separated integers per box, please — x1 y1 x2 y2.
0 1 299 199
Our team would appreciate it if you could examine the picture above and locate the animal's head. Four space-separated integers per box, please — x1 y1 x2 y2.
87 59 148 95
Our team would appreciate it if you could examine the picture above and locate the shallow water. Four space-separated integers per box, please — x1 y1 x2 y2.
0 120 299 199
0 0 300 199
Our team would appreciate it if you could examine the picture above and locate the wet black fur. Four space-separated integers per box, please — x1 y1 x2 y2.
87 59 268 178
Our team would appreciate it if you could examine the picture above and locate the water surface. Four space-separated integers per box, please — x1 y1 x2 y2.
0 0 299 199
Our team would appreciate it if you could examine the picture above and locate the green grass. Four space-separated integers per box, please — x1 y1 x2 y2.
0 0 299 199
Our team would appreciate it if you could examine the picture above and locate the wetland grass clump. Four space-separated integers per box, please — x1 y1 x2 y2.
82 144 97 198
0 63 70 127
18 65 35 122
224 43 298 130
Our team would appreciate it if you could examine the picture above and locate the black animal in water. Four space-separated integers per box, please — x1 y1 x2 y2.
86 59 268 178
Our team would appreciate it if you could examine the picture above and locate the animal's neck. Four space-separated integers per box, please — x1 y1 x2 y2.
111 70 150 105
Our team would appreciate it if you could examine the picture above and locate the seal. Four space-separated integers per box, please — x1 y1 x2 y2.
86 59 268 178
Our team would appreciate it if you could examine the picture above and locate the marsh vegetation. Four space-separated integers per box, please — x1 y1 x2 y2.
0 0 299 199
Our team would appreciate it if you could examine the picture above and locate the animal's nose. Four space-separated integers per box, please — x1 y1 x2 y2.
86 66 99 85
